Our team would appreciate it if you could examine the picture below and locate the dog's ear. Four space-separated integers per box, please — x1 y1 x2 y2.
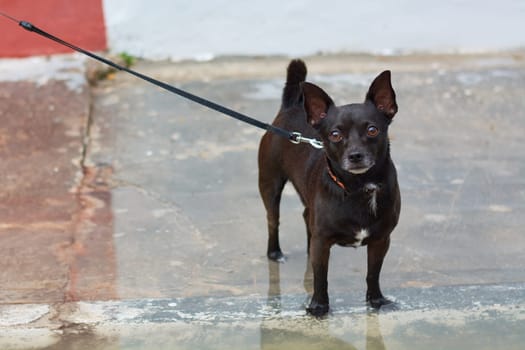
366 70 397 119
301 82 334 126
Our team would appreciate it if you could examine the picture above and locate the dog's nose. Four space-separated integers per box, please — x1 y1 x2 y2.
348 152 364 163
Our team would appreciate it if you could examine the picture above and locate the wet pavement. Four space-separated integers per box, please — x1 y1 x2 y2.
1 52 525 349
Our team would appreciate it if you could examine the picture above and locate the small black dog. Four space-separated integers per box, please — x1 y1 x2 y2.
258 59 400 316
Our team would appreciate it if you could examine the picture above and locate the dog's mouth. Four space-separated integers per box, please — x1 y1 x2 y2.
343 160 375 175
347 166 371 175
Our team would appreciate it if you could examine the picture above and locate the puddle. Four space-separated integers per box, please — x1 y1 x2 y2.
2 269 524 349
3 284 524 349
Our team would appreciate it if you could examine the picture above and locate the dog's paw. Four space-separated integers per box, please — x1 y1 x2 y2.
306 301 330 317
267 250 286 263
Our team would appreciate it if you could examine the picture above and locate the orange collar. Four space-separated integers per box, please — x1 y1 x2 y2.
326 159 382 196
326 158 347 192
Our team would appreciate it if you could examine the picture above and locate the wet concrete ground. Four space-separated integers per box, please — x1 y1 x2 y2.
1 52 525 349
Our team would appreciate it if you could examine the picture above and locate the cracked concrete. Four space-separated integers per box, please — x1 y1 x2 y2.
1 52 525 349
0 55 115 303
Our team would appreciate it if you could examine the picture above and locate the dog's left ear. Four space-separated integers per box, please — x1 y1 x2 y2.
366 70 398 119
302 82 334 126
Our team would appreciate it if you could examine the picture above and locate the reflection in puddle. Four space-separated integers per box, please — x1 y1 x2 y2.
4 282 524 349
4 260 524 349
261 260 386 350
41 326 118 350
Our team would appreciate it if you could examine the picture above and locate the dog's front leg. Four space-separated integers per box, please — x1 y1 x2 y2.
366 236 392 309
307 236 331 316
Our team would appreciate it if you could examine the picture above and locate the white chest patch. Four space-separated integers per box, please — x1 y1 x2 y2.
353 229 369 247
369 191 377 215
365 183 379 216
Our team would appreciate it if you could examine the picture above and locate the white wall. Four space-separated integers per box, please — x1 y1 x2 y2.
103 0 525 60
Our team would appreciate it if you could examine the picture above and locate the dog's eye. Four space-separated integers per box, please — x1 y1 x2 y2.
329 130 343 143
367 126 379 138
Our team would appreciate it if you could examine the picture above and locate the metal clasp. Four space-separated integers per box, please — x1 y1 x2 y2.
290 132 324 149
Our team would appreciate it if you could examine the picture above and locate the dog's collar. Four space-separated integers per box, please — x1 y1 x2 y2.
326 158 382 195
326 158 348 192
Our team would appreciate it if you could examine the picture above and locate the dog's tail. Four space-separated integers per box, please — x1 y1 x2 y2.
281 59 307 109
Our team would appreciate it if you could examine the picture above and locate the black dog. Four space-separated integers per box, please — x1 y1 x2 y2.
258 59 400 316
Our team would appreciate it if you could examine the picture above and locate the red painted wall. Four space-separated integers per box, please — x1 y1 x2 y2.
0 0 106 57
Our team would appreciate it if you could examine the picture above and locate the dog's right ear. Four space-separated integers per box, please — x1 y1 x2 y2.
301 82 334 126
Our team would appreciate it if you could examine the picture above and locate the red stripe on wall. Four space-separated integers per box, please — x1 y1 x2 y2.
0 0 106 57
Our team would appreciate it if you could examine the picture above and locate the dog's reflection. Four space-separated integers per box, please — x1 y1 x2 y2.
260 260 386 350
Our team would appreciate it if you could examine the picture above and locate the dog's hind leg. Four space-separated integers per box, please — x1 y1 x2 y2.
258 137 288 261
259 173 287 261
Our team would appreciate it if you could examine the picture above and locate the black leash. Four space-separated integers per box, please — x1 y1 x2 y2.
0 12 323 149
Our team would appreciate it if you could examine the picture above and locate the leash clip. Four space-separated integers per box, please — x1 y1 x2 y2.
290 132 324 149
